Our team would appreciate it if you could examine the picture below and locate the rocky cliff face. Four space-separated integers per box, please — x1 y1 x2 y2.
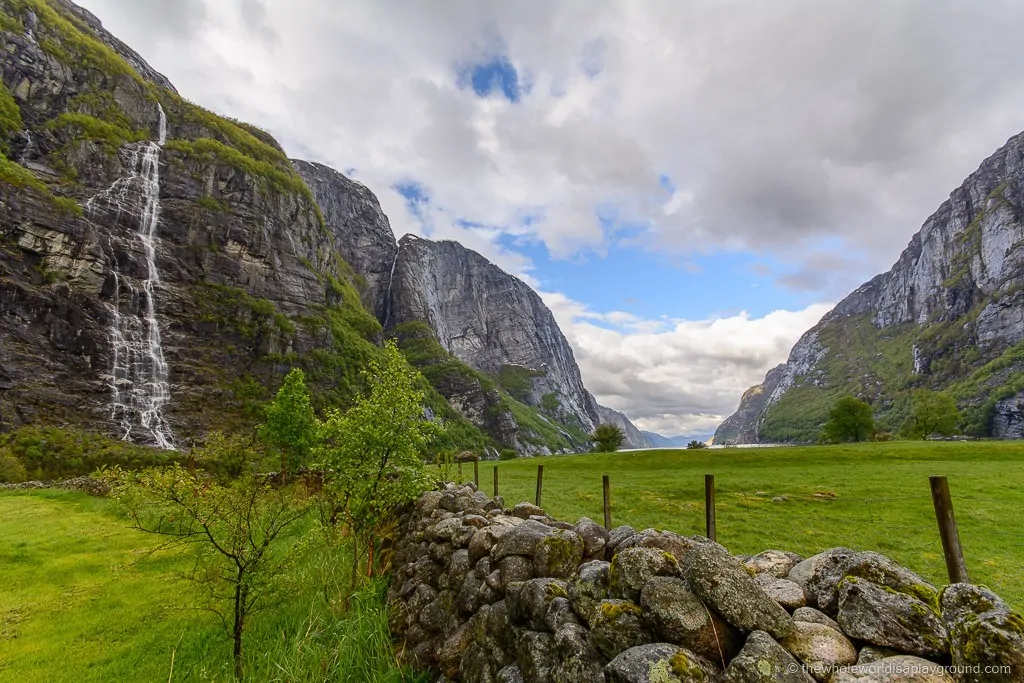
387 235 601 441
595 404 649 449
716 131 1024 443
292 160 397 320
0 0 390 445
713 364 787 445
0 0 639 456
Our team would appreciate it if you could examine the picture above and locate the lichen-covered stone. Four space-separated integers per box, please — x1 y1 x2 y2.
533 528 584 579
745 550 803 579
615 528 698 561
780 621 857 682
499 555 534 587
550 622 605 682
610 546 680 602
512 502 544 519
792 607 840 632
574 516 610 558
568 560 610 624
941 583 1024 681
723 631 814 683
513 629 555 683
830 655 954 682
605 643 717 683
492 520 559 561
787 547 857 615
855 646 902 665
506 578 569 631
837 577 948 658
496 665 525 683
682 542 794 639
754 574 807 610
470 525 510 564
640 575 741 666
590 599 652 660
437 621 473 679
840 552 939 610
608 525 638 552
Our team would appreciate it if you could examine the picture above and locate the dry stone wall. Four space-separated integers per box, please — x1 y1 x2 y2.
388 483 1024 682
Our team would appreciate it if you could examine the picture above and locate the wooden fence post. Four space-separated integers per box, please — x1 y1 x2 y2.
930 475 969 584
474 459 479 487
603 475 612 530
705 474 716 542
493 466 499 498
536 465 544 508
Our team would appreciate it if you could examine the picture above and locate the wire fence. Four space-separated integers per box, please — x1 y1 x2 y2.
441 461 1024 606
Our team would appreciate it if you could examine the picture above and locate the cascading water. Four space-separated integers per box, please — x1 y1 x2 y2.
88 105 174 449
383 247 401 328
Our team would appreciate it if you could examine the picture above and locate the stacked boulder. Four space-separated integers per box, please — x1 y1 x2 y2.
388 484 1024 682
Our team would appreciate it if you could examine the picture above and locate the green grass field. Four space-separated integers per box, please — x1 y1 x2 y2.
0 490 414 683
3 441 1022 682
482 441 1024 607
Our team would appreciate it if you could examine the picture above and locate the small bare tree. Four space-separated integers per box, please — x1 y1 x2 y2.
105 434 310 680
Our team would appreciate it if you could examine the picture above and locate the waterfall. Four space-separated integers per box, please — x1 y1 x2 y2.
89 105 174 449
383 246 401 328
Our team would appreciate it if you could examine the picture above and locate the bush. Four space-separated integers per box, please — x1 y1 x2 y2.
686 440 708 450
498 449 517 461
0 450 27 483
592 423 625 453
0 426 180 480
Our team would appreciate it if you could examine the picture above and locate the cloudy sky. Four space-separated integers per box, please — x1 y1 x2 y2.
78 0 1024 436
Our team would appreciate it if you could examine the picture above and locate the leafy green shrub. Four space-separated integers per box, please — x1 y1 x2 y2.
0 449 27 483
499 449 517 461
0 426 180 480
686 440 707 450
592 423 625 453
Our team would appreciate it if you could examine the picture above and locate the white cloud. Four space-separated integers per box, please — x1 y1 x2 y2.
78 0 1024 288
542 293 834 435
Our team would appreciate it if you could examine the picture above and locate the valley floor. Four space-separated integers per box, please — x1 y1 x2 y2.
492 441 1024 606
0 491 415 683
2 441 1022 681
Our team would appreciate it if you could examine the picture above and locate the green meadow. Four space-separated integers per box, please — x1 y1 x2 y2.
0 490 416 683
2 441 1022 682
486 441 1024 606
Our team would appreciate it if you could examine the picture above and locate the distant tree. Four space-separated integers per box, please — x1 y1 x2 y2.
821 396 875 443
105 434 309 680
540 392 560 414
592 423 625 452
686 440 708 450
902 389 961 439
259 368 316 481
499 449 518 461
317 341 439 589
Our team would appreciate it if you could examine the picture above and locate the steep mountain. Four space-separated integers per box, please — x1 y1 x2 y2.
641 432 695 448
386 234 601 453
716 131 1024 444
0 0 488 451
596 404 649 448
0 0 627 457
292 160 397 321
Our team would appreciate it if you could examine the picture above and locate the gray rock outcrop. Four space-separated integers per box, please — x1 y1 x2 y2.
716 130 1024 443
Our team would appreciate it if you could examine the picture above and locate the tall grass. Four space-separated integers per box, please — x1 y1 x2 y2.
0 490 423 682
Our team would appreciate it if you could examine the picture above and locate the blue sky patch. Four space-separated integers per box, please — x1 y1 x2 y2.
457 56 521 102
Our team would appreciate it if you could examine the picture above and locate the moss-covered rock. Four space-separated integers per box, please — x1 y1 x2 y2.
590 599 650 660
941 583 1024 681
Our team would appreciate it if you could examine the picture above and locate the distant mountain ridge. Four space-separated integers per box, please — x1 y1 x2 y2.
716 130 1024 444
